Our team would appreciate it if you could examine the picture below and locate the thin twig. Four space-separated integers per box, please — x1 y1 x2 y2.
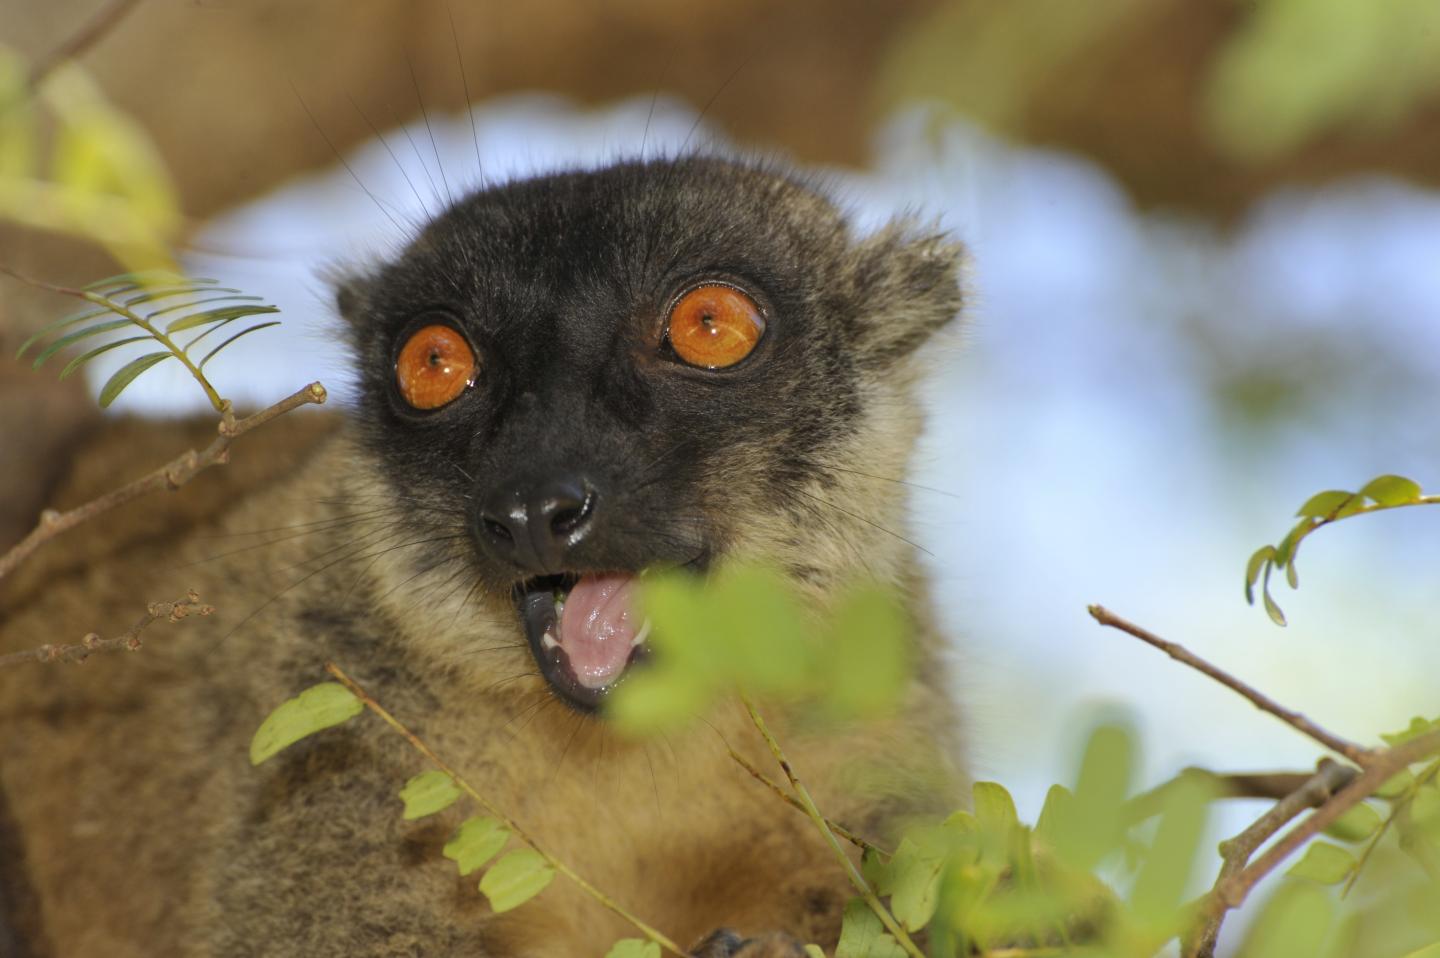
740 696 926 958
727 746 889 857
27 0 146 88
324 663 686 958
1124 766 1355 823
0 381 327 581
1087 605 1375 767
1183 759 1356 957
1189 729 1440 955
0 590 211 668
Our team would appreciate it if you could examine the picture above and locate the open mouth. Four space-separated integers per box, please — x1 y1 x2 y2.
516 572 651 711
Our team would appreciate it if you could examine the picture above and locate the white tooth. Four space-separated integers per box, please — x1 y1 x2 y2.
631 618 652 648
541 629 559 651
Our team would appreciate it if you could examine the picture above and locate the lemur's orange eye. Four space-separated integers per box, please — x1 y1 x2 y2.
396 324 476 410
666 284 766 369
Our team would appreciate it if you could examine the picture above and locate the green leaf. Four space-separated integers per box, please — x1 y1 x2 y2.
145 290 252 319
1129 773 1213 930
15 306 111 358
82 269 187 291
1034 784 1073 848
30 317 136 367
889 834 946 932
442 816 509 876
58 335 152 380
803 947 826 958
835 898 907 958
710 564 814 698
1411 783 1440 829
1376 768 1417 799
1381 716 1440 746
165 303 280 334
971 782 1019 836
1261 564 1288 627
1271 521 1308 569
122 284 226 306
1239 883 1335 957
1360 474 1422 506
823 584 910 718
249 682 363 765
861 846 893 896
1244 546 1274 604
1295 489 1355 518
1398 943 1440 958
1053 723 1135 870
198 321 282 368
603 941 660 958
399 770 462 820
1324 802 1382 842
478 849 555 914
1287 841 1356 884
604 666 713 737
98 351 172 408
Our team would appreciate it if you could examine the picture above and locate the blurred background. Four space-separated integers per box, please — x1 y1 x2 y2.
4 1 1439 950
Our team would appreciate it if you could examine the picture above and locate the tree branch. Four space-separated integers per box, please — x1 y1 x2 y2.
0 381 327 581
0 590 210 668
1124 765 1357 824
1087 605 1375 766
1216 728 1440 909
1183 758 1357 957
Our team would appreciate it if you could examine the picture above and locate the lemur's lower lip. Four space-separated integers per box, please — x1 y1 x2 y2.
516 572 650 712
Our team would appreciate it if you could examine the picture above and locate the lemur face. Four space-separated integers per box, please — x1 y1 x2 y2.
339 157 961 711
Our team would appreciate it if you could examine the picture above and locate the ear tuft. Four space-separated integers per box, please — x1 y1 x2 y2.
326 265 374 329
844 221 965 366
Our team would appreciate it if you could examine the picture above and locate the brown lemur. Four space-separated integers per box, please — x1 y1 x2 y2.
0 156 967 956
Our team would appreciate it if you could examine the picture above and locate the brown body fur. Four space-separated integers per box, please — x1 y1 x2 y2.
0 410 962 955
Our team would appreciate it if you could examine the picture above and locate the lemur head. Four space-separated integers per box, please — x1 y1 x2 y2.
337 156 961 711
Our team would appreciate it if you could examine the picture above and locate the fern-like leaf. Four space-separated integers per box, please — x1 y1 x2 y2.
99 352 173 407
59 336 152 380
199 322 283 369
30 318 133 367
15 269 283 412
167 303 280 335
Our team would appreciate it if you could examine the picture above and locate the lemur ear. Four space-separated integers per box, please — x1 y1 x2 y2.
332 270 371 328
843 222 964 366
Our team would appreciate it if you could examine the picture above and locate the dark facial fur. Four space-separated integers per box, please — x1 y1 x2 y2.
337 156 962 706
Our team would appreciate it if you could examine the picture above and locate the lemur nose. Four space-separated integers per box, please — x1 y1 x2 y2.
477 476 597 573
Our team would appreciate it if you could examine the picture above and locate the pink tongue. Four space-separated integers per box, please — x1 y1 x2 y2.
557 573 641 690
